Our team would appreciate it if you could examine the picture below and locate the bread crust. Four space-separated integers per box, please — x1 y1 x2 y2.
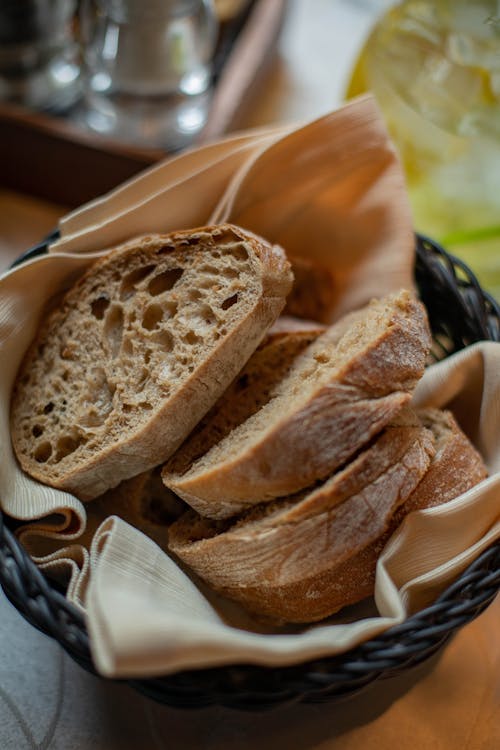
271 408 488 617
164 290 432 519
168 411 436 622
11 224 292 499
398 408 488 516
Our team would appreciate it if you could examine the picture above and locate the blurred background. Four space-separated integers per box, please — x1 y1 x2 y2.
2 0 500 298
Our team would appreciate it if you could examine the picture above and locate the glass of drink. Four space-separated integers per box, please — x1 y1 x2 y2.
347 0 500 299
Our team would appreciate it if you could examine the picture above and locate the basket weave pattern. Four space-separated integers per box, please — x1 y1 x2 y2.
0 234 499 710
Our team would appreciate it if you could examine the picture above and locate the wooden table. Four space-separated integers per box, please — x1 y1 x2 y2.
0 1 498 747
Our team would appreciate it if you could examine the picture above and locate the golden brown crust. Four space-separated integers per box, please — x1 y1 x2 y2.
398 408 488 516
274 408 488 616
169 409 487 623
168 412 436 622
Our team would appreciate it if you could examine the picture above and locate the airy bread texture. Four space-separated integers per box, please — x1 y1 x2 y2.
10 224 292 500
163 290 432 519
168 408 437 623
85 324 325 546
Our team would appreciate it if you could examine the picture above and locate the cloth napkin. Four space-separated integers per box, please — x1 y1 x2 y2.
0 96 498 678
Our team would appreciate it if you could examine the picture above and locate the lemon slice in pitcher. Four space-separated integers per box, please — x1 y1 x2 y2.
346 0 500 298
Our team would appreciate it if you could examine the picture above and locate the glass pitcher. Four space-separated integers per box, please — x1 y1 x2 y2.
348 0 500 298
79 0 218 150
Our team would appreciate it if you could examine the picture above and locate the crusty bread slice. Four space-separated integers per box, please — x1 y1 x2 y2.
163 290 432 519
286 408 488 615
10 224 292 500
168 408 436 623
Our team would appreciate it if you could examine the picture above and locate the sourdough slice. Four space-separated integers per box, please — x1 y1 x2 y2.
163 290 432 519
10 224 292 500
395 408 488 516
295 408 488 614
168 408 436 623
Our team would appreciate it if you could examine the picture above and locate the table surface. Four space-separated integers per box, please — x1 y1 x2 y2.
1 1 498 748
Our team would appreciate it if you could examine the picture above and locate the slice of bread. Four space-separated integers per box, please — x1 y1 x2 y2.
163 290 432 519
168 409 436 623
283 408 488 615
10 224 292 500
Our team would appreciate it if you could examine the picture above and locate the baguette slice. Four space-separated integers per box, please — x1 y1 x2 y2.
396 408 488 517
309 408 489 613
163 290 432 519
168 409 436 623
11 224 292 500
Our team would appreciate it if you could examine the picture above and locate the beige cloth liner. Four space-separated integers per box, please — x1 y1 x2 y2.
0 96 498 677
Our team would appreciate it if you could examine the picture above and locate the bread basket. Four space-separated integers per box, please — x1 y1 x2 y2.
1 233 499 710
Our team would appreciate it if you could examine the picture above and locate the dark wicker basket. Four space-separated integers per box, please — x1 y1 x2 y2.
1 234 499 711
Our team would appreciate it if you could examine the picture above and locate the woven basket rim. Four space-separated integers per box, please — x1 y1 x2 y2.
0 233 499 710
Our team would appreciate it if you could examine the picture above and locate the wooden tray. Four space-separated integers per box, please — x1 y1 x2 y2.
0 0 287 208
